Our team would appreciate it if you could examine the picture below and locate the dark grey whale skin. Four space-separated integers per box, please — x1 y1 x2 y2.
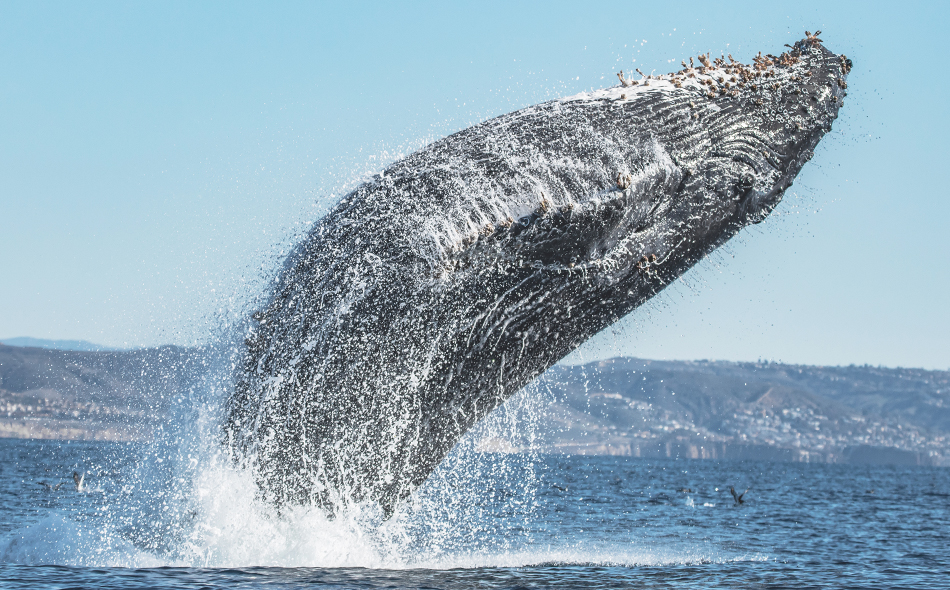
224 38 850 514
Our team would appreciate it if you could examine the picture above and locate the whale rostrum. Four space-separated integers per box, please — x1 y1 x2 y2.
224 35 850 514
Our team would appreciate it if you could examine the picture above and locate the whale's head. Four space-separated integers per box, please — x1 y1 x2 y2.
499 34 853 296
718 34 851 227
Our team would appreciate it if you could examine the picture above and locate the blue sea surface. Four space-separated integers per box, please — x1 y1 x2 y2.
0 438 948 589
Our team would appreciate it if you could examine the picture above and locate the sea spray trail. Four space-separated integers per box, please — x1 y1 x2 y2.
170 378 557 569
0 435 766 570
6 436 950 589
0 370 720 569
225 34 850 515
0 348 745 571
0 349 559 569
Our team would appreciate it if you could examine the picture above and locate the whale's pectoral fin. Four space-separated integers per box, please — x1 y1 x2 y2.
484 165 686 270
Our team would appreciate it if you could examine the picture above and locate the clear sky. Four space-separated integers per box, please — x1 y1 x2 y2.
1 1 947 369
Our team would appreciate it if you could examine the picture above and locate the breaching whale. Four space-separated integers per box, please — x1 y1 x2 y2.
224 34 850 514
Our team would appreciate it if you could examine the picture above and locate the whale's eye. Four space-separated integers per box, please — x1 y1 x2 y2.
739 173 755 192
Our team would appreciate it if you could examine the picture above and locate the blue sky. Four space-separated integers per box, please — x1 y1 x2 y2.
1 1 947 369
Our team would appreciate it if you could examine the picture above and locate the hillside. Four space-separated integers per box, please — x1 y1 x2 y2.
2 343 948 465
509 358 950 465
0 343 203 440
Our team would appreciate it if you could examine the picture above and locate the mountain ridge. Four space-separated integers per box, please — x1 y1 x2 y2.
0 337 116 351
1 344 947 466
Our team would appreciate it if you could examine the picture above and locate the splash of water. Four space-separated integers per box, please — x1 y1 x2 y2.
0 355 757 569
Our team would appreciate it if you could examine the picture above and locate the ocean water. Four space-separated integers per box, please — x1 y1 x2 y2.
0 438 947 589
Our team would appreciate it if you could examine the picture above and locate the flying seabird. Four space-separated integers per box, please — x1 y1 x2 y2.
37 481 64 491
730 486 748 505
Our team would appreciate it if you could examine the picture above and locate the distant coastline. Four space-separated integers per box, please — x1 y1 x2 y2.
0 342 198 444
0 417 148 442
1 342 948 466
0 337 117 352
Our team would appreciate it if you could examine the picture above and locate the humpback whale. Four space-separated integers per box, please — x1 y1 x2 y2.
224 34 850 515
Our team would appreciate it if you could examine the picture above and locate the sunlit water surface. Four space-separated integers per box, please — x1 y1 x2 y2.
1 438 948 589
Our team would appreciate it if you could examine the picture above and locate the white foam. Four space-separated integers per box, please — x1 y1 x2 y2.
1 444 772 570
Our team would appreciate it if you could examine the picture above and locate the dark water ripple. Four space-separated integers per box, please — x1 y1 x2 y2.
1 439 948 588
